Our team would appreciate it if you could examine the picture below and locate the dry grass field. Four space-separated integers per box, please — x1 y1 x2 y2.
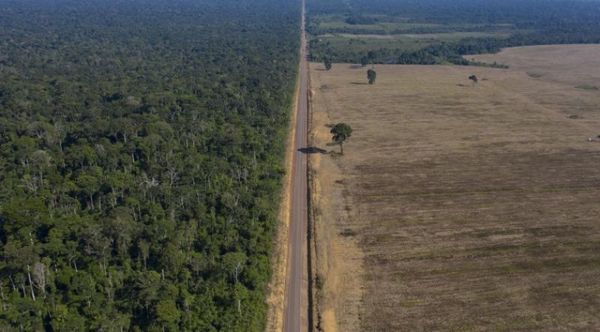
309 45 600 331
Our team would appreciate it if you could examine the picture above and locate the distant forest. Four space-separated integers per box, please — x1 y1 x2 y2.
308 0 600 64
0 0 299 330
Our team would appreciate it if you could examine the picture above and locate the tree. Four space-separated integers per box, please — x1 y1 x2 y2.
469 75 479 85
32 262 47 298
330 123 353 155
324 58 332 71
360 56 369 67
367 69 377 85
155 299 181 327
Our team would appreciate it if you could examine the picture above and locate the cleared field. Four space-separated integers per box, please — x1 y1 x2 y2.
471 44 600 88
309 45 600 331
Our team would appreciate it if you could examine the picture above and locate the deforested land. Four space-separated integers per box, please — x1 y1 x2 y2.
309 44 600 331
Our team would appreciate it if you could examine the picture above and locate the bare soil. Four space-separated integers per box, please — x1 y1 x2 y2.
309 45 600 331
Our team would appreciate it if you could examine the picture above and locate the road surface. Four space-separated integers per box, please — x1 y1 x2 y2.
283 0 309 331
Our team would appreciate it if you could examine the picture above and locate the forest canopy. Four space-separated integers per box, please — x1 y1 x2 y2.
307 0 600 64
0 0 299 330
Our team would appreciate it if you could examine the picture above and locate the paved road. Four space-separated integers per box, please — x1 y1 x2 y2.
283 0 309 331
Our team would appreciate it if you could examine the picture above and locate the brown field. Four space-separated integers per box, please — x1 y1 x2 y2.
309 45 600 331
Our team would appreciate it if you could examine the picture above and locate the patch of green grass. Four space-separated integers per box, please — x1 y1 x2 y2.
311 14 517 35
576 84 599 91
314 31 511 55
318 21 443 34
399 299 421 308
314 35 428 53
493 317 544 331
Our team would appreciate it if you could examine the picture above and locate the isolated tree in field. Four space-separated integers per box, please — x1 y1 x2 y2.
367 69 377 85
330 123 353 155
469 74 478 85
324 58 332 71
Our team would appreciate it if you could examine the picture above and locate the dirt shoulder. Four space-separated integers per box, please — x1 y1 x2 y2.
265 64 300 332
309 64 366 332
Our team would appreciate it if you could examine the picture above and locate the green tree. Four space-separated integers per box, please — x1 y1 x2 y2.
330 123 353 155
155 299 181 328
367 69 377 85
469 74 479 85
360 56 369 67
324 58 332 71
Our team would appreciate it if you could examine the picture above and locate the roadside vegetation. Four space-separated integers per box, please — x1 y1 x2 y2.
0 0 299 330
307 0 600 65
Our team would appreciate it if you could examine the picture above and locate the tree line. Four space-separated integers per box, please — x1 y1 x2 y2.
308 0 600 65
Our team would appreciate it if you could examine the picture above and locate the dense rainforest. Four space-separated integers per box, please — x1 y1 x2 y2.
0 0 299 330
308 0 600 64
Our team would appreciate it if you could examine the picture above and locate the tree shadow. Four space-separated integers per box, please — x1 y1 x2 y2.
350 82 368 85
349 64 364 69
314 68 328 71
298 146 328 154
